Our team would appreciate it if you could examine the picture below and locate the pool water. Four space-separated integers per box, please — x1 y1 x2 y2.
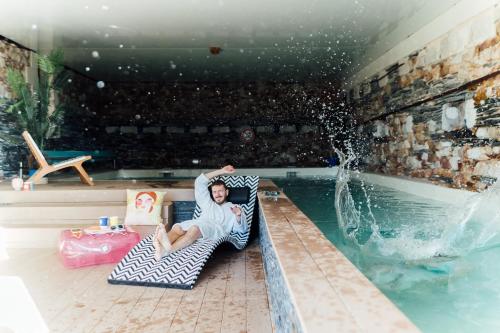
274 178 500 333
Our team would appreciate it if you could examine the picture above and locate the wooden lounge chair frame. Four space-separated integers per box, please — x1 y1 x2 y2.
22 131 94 186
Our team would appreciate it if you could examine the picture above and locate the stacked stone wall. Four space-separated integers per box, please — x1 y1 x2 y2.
349 15 500 191
0 37 31 175
58 81 340 169
55 74 102 151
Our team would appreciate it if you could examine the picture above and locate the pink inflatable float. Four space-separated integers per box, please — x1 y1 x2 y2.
59 227 141 268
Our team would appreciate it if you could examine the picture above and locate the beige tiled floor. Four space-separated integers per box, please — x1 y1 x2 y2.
0 240 272 333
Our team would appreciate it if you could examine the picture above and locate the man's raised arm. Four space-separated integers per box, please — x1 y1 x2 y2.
205 165 235 179
194 165 236 208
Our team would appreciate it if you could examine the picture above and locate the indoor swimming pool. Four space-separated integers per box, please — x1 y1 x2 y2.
275 177 500 333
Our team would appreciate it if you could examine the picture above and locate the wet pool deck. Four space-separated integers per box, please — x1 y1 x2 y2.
0 240 271 333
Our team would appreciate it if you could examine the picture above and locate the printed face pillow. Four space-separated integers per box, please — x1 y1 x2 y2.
124 190 166 225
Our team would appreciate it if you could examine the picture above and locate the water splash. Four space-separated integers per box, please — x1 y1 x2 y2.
333 144 382 247
442 179 500 255
333 143 500 262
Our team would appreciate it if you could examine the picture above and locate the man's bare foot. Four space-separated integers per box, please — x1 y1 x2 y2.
153 236 163 261
153 225 170 260
157 224 173 253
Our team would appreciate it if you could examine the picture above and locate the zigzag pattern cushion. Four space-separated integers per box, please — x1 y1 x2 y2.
108 175 259 289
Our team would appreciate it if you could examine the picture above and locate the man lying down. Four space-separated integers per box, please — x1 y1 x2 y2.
153 165 247 260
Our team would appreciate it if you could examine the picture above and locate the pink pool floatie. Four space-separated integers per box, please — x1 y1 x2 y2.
59 227 141 268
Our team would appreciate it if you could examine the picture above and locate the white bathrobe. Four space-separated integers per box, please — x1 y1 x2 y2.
177 174 247 240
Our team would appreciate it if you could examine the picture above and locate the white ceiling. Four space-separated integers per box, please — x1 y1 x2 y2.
0 0 459 83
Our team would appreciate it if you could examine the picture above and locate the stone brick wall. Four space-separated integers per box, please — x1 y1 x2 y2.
52 74 102 151
99 81 334 125
348 15 500 191
0 37 31 175
0 37 30 98
72 81 340 169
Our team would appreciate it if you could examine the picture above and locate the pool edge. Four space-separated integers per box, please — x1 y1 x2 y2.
258 190 421 333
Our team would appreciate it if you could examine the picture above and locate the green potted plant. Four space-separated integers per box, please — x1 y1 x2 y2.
1 49 69 169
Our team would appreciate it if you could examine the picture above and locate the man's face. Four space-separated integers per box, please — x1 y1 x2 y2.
211 184 228 204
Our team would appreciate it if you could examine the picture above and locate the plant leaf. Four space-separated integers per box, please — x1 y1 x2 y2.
37 54 55 74
6 69 26 98
52 71 71 91
4 101 22 114
4 49 67 147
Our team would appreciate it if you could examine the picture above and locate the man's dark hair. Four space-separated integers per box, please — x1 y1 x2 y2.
210 180 228 190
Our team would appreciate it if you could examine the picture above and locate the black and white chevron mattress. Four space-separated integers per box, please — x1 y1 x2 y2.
108 175 259 289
